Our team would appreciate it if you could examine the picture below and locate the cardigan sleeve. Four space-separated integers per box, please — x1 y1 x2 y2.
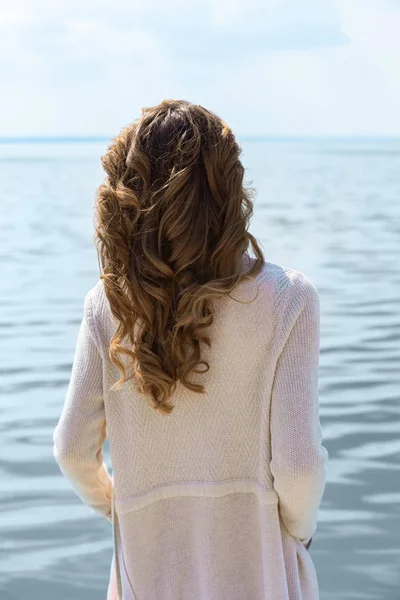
53 288 113 522
270 275 328 543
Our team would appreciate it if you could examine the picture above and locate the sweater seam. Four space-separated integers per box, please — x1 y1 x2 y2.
84 288 105 360
274 270 305 361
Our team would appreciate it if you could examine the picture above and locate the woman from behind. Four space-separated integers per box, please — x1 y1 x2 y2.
53 99 328 600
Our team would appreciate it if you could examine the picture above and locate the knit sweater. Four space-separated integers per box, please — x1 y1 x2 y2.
53 257 329 600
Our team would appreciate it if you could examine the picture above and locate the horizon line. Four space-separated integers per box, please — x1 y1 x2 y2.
0 135 400 144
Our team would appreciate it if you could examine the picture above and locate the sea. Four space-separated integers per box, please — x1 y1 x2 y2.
0 138 399 600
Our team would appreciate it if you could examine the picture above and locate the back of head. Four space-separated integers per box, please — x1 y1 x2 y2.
94 99 265 415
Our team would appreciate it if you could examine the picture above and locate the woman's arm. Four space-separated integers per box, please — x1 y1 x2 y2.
270 274 329 543
53 288 113 522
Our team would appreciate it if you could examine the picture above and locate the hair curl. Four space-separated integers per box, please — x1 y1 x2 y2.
94 99 265 415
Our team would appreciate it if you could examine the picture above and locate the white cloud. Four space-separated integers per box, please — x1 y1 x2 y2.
0 0 399 135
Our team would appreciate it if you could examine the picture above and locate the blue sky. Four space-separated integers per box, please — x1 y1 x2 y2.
1 0 399 137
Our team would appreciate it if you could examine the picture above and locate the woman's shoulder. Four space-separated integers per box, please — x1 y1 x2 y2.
253 262 320 354
253 259 319 300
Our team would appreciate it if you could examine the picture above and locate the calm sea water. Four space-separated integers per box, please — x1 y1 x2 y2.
0 139 399 600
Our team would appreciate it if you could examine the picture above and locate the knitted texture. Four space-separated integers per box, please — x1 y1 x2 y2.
53 259 329 600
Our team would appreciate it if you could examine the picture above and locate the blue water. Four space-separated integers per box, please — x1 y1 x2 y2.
0 139 399 600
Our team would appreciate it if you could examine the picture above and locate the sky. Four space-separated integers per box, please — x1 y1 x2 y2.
1 0 399 137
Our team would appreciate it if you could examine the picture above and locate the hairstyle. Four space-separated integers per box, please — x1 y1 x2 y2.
94 99 265 415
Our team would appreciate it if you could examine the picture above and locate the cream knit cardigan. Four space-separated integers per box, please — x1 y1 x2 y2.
53 258 329 600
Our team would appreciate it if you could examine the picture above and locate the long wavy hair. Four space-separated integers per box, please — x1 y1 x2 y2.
94 99 265 415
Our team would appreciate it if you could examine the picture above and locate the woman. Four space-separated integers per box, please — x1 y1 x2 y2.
53 99 328 600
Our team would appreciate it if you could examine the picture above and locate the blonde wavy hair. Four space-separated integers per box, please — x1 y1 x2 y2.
94 99 265 415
